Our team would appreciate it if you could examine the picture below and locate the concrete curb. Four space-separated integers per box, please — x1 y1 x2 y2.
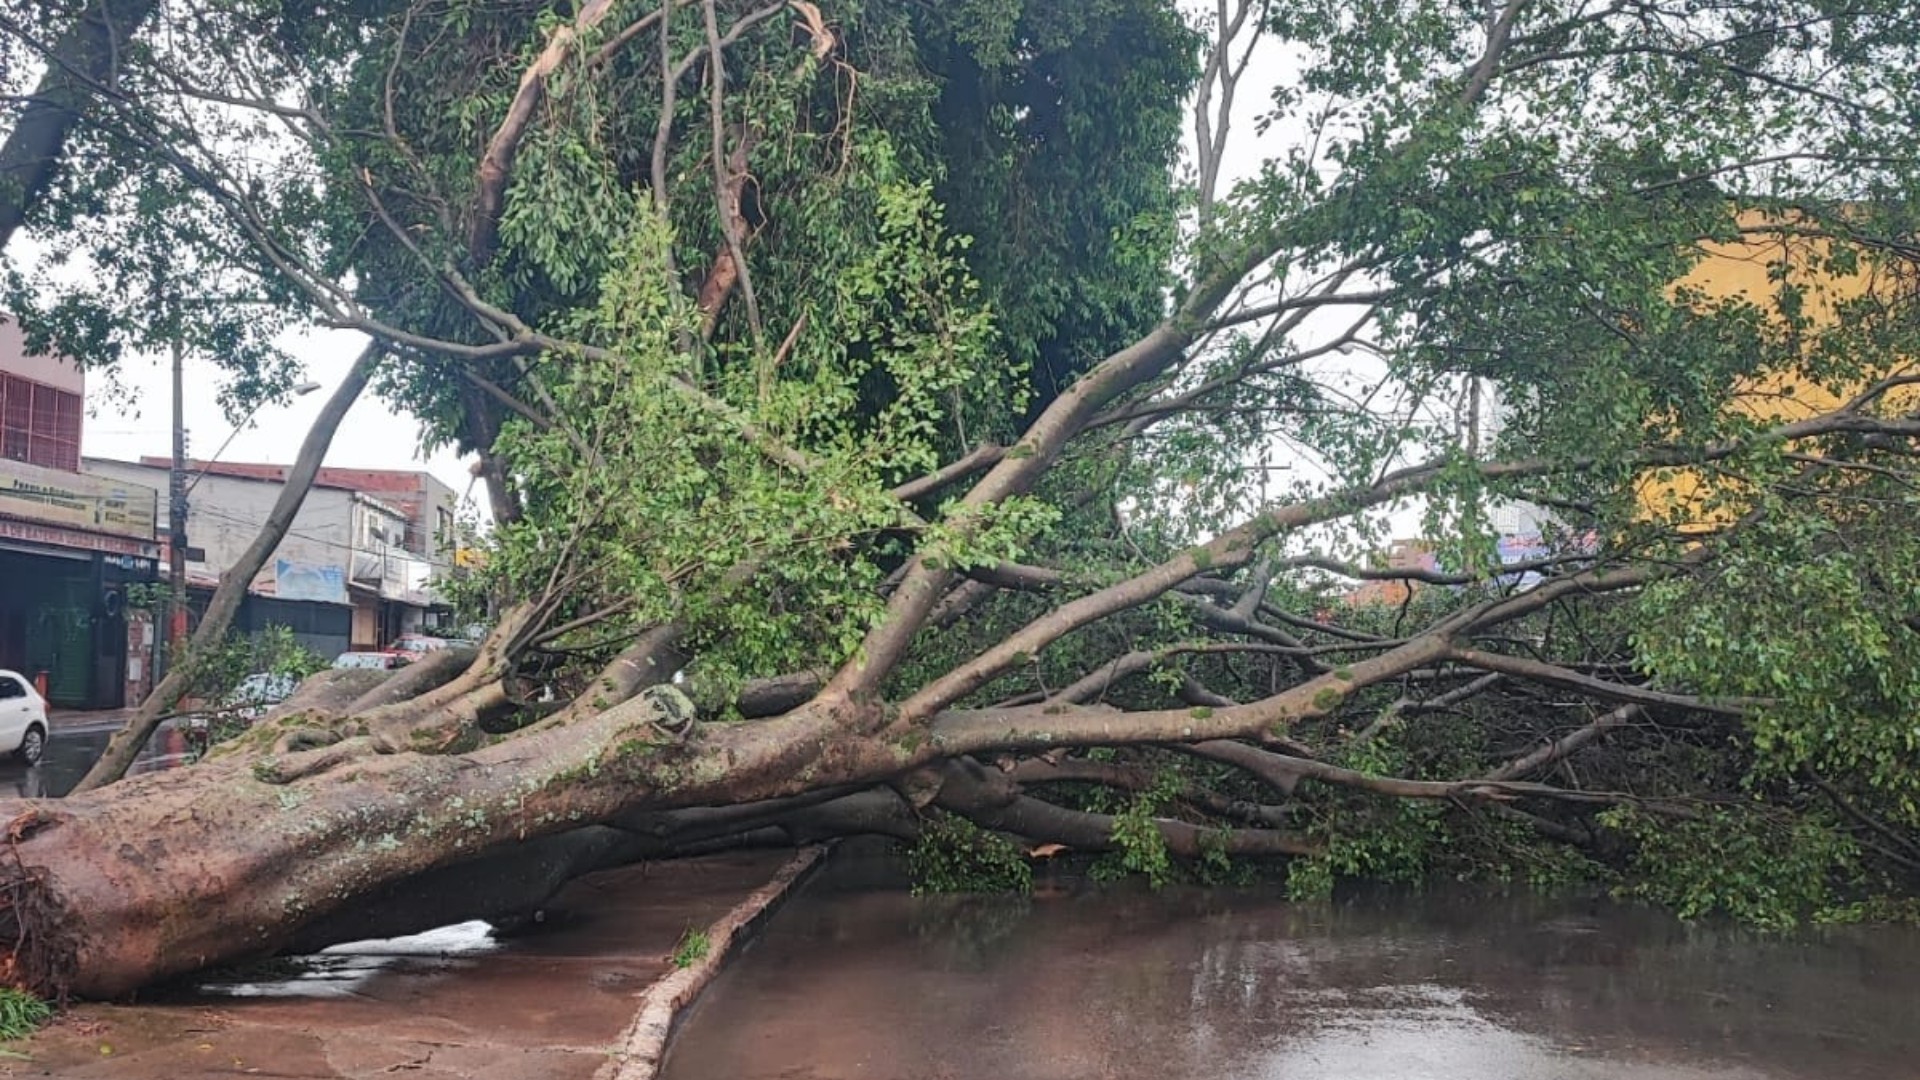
596 844 829 1080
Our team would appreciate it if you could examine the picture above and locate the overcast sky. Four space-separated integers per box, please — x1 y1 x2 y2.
81 326 481 506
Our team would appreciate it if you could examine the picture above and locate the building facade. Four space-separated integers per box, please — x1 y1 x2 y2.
87 458 459 659
0 322 161 708
1639 212 1907 530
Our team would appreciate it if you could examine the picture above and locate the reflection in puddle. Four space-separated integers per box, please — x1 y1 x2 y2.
3 720 196 799
201 920 502 999
1243 983 1766 1080
662 845 1920 1080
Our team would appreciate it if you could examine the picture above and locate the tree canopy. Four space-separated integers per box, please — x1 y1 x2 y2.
3 0 1920 997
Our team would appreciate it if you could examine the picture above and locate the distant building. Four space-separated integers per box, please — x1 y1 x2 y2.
0 321 160 708
1343 539 1438 607
1640 210 1914 530
87 459 463 659
145 461 465 581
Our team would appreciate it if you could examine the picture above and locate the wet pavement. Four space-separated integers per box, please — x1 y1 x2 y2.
8 851 801 1079
0 710 203 799
661 848 1920 1080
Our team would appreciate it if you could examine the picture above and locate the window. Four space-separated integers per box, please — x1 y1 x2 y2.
0 676 23 700
360 512 399 549
0 374 81 472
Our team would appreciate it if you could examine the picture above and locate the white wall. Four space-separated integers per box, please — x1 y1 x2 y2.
84 459 357 588
0 320 84 394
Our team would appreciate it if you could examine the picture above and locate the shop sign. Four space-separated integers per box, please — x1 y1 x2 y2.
0 459 157 539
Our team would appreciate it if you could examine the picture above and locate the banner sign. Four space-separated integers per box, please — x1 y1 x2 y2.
0 459 157 539
273 559 349 605
0 517 159 559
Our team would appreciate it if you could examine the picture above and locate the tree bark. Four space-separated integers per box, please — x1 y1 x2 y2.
0 0 158 251
7 687 870 997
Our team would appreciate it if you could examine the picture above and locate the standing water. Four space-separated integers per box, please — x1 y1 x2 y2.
663 847 1920 1080
0 718 194 799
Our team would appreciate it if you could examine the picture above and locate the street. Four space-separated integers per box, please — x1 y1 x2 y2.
3 712 192 799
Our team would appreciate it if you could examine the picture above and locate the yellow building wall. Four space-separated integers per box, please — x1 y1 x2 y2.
1636 213 1903 530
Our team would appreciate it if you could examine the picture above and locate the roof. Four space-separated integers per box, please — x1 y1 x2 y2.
88 457 410 520
131 458 436 497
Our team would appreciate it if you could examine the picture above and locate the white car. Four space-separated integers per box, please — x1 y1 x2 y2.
185 672 302 734
0 670 49 766
229 672 299 718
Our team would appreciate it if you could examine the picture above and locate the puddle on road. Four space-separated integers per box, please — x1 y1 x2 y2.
2 721 195 799
198 920 503 999
661 846 1920 1080
1233 981 1768 1080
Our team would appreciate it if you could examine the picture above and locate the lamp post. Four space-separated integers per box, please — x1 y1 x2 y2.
186 379 324 497
166 347 324 653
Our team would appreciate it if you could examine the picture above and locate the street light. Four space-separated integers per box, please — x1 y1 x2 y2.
185 379 325 495
167 347 325 651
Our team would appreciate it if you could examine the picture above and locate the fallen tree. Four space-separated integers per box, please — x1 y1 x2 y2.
2 0 1919 997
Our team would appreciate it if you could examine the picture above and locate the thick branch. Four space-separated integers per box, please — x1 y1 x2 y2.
469 0 622 263
545 625 687 727
0 0 158 251
344 646 479 715
1004 757 1289 828
1356 672 1503 742
899 457 1474 722
1484 704 1642 782
702 0 765 351
889 443 1006 503
936 759 1312 857
1185 740 1646 808
928 632 1456 755
1445 648 1754 716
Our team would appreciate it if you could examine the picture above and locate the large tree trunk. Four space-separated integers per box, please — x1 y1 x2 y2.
0 0 158 251
3 690 890 998
0 619 1458 998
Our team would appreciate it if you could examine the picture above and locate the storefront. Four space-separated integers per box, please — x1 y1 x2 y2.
0 459 160 709
0 520 159 708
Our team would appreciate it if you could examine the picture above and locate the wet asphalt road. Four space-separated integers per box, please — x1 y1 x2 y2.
17 726 1919 1080
1 713 192 799
662 850 1920 1080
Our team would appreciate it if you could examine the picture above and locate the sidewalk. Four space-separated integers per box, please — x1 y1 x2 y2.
46 708 139 734
6 849 821 1080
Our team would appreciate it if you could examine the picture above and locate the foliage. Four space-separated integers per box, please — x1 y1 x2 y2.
5 0 1920 937
1637 493 1920 831
670 927 712 969
907 813 1033 896
173 625 327 709
1091 769 1180 888
1286 738 1443 900
1601 805 1861 931
0 988 50 1042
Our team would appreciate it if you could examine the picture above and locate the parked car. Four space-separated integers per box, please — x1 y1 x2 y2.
185 672 302 736
334 651 411 671
393 634 451 655
0 669 49 765
228 672 299 719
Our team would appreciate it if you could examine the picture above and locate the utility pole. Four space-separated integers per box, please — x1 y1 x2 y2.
168 339 189 657
1466 376 1483 458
